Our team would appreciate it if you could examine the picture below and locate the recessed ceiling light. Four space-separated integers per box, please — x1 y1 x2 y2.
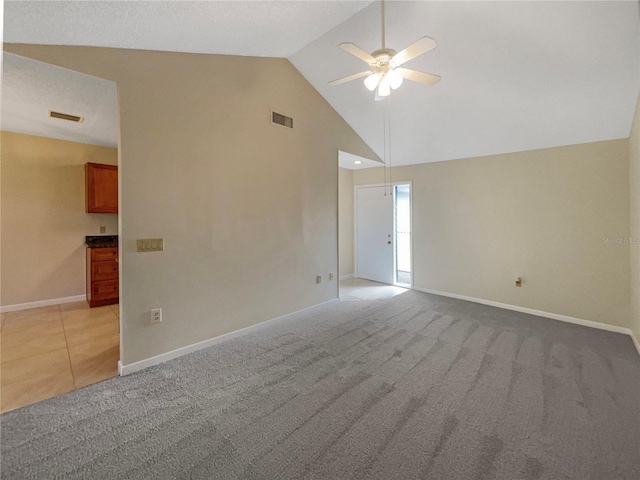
353 160 362 165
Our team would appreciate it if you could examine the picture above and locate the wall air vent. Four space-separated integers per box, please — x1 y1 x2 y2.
272 111 293 129
49 110 84 123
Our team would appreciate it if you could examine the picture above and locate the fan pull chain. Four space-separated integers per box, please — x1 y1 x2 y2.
382 96 392 196
388 95 392 196
381 0 386 50
383 104 387 195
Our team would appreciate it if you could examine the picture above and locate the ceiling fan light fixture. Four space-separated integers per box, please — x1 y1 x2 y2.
387 69 403 89
377 77 391 97
329 0 440 98
364 73 380 91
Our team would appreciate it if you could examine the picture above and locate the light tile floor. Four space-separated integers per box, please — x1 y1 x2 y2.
1 284 394 413
339 277 409 301
1 302 119 413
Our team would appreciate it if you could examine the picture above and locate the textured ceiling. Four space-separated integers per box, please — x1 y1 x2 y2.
1 53 118 147
3 1 639 165
2 0 372 148
4 1 372 57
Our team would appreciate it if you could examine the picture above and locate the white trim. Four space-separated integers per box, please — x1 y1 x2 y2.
393 182 413 289
413 286 636 337
339 274 354 281
119 298 340 376
631 332 640 356
0 295 86 313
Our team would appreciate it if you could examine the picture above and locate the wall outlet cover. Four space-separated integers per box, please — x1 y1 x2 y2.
151 308 162 324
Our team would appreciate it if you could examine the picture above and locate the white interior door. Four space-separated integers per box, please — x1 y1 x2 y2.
356 186 394 284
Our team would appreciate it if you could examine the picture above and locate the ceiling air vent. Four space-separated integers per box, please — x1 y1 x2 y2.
272 111 293 129
49 110 84 123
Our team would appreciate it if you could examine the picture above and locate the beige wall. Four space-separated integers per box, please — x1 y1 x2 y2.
5 45 378 365
1 132 118 306
354 140 631 328
338 167 354 277
629 92 640 341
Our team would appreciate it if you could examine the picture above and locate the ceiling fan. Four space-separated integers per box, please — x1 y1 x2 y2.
328 0 441 99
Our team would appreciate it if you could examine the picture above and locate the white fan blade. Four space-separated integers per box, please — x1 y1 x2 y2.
391 37 437 66
395 68 441 86
340 43 376 64
328 71 372 86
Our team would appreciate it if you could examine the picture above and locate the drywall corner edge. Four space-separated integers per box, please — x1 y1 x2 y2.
631 331 640 356
119 298 340 375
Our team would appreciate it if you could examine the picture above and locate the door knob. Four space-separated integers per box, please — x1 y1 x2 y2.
387 241 391 244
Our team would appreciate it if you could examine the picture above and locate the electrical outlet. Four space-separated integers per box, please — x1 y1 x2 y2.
316 275 322 284
151 308 162 324
100 226 106 234
329 272 334 281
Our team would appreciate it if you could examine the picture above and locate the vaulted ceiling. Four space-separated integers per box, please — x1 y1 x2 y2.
3 1 639 166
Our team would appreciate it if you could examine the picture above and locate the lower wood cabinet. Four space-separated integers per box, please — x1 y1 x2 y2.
87 247 119 307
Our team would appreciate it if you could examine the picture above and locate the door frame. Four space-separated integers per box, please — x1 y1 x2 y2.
354 181 413 287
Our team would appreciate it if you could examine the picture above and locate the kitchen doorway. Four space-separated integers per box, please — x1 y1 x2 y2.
0 53 121 412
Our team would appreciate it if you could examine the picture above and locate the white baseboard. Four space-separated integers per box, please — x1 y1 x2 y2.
631 331 640 356
119 298 340 376
339 274 354 281
0 295 86 313
413 286 636 339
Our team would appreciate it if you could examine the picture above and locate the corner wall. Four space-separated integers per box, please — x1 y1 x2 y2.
354 139 631 329
4 45 378 365
629 92 640 342
1 132 118 306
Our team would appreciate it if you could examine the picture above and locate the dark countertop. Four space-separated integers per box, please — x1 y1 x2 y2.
85 235 118 248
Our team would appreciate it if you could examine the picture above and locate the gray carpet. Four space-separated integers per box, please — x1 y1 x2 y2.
2 290 640 479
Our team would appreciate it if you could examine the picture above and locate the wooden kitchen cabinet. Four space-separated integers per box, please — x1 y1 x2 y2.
86 162 118 213
86 247 119 307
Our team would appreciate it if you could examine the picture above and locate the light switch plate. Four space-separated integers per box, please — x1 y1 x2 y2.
137 238 164 252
